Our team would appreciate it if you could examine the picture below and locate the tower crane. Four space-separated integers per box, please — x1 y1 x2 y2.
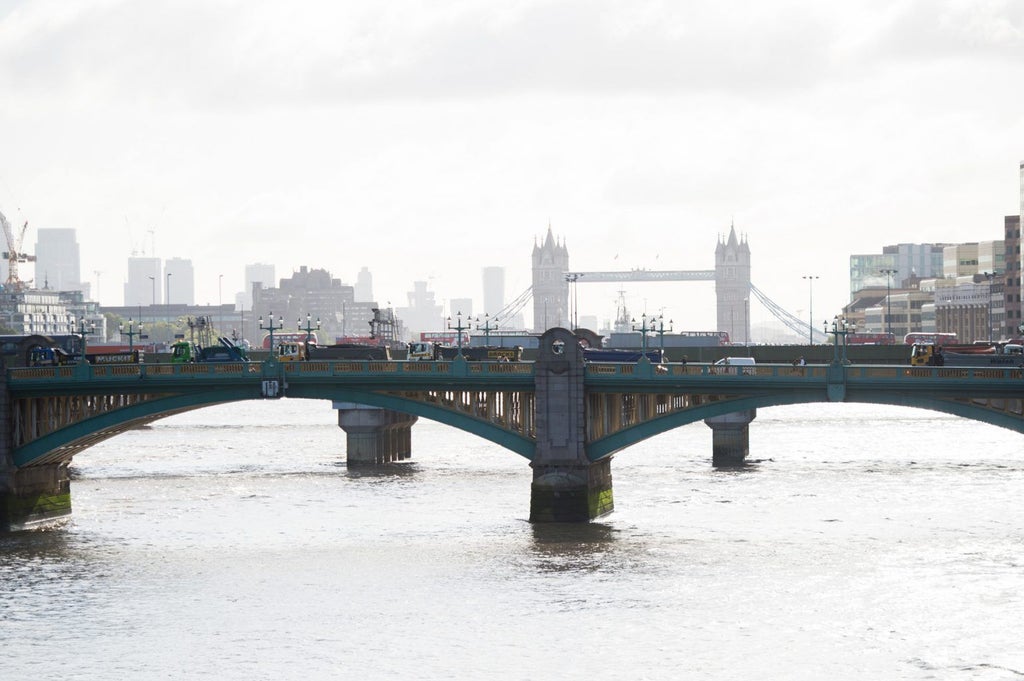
0 209 35 289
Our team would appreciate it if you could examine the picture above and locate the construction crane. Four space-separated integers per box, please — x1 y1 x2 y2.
0 209 35 290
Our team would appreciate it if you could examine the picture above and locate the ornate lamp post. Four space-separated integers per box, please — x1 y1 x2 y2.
447 311 470 353
632 313 653 354
119 317 142 351
71 316 95 359
654 314 673 351
981 271 998 342
802 275 819 344
880 268 897 337
824 316 855 365
258 312 284 352
565 273 581 329
476 313 499 345
299 313 321 359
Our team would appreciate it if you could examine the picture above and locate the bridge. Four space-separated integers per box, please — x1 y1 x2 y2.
2 328 1022 531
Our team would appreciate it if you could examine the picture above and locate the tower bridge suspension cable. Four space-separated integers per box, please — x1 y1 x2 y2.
749 283 826 343
489 283 825 343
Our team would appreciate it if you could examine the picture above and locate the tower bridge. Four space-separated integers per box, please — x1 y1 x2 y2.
529 224 826 343
2 328 1022 532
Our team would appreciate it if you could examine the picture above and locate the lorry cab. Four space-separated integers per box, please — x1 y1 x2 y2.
276 341 305 361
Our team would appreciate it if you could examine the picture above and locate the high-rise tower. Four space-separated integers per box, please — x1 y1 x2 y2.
34 228 82 293
532 227 569 332
715 224 751 343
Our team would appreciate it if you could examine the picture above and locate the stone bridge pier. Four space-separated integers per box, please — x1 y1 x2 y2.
0 363 72 531
704 410 757 467
334 402 418 465
530 328 613 522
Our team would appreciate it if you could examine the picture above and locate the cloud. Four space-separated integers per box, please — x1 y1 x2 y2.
0 0 843 110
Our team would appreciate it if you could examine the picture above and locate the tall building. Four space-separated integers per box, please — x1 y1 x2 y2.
531 227 569 332
164 257 195 306
251 265 382 343
849 244 946 298
124 256 162 307
34 228 83 294
482 266 505 317
395 280 444 340
1006 215 1022 338
241 262 276 311
355 266 373 302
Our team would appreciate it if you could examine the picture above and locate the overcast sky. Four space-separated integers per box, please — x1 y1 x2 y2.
1 0 1022 334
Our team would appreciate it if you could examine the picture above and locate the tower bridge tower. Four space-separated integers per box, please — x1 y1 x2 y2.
715 223 751 343
532 227 569 332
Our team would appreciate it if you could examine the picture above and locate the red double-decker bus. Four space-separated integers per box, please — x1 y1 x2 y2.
903 332 957 346
846 332 896 345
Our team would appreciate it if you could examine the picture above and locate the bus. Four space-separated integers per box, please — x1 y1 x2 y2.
903 332 957 346
846 332 896 345
261 331 318 350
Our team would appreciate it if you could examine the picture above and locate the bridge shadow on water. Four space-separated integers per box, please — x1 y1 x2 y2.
333 462 421 479
526 522 621 573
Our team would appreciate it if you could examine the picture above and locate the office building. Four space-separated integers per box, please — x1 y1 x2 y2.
355 267 373 303
164 257 195 306
124 256 162 307
482 266 505 317
34 228 84 294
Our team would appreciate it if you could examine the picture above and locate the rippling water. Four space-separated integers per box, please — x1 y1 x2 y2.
2 399 1023 680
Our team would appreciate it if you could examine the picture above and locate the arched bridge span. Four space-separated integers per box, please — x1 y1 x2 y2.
2 330 1022 529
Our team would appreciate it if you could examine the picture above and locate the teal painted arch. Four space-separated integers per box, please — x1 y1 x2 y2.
14 384 536 467
585 391 1024 461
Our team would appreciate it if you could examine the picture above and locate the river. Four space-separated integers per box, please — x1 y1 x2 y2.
2 399 1022 679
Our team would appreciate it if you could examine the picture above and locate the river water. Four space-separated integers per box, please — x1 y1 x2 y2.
2 399 1022 680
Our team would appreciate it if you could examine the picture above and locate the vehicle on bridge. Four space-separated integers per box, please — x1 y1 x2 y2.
261 331 318 351
27 346 74 366
711 356 756 374
846 332 896 345
276 341 391 361
582 348 665 363
171 337 250 363
27 346 143 366
904 332 957 346
407 342 522 362
910 343 1023 367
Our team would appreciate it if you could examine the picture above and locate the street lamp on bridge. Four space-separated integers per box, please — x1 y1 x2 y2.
476 313 498 345
631 313 654 355
119 317 142 351
447 311 470 353
258 312 283 352
654 314 673 351
880 268 897 337
824 316 855 365
71 316 95 359
299 313 320 359
802 275 819 344
982 271 998 342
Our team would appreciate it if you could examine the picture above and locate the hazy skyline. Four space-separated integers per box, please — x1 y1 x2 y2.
2 0 1022 332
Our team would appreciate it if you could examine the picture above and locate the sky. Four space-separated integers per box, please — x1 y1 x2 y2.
1 0 1022 335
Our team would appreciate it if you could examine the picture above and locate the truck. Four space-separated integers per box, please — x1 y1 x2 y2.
407 342 523 362
28 347 143 366
582 347 665 363
910 343 1023 367
171 337 250 363
276 341 391 361
28 346 73 366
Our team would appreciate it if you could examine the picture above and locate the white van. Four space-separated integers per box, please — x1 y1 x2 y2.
713 356 756 375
